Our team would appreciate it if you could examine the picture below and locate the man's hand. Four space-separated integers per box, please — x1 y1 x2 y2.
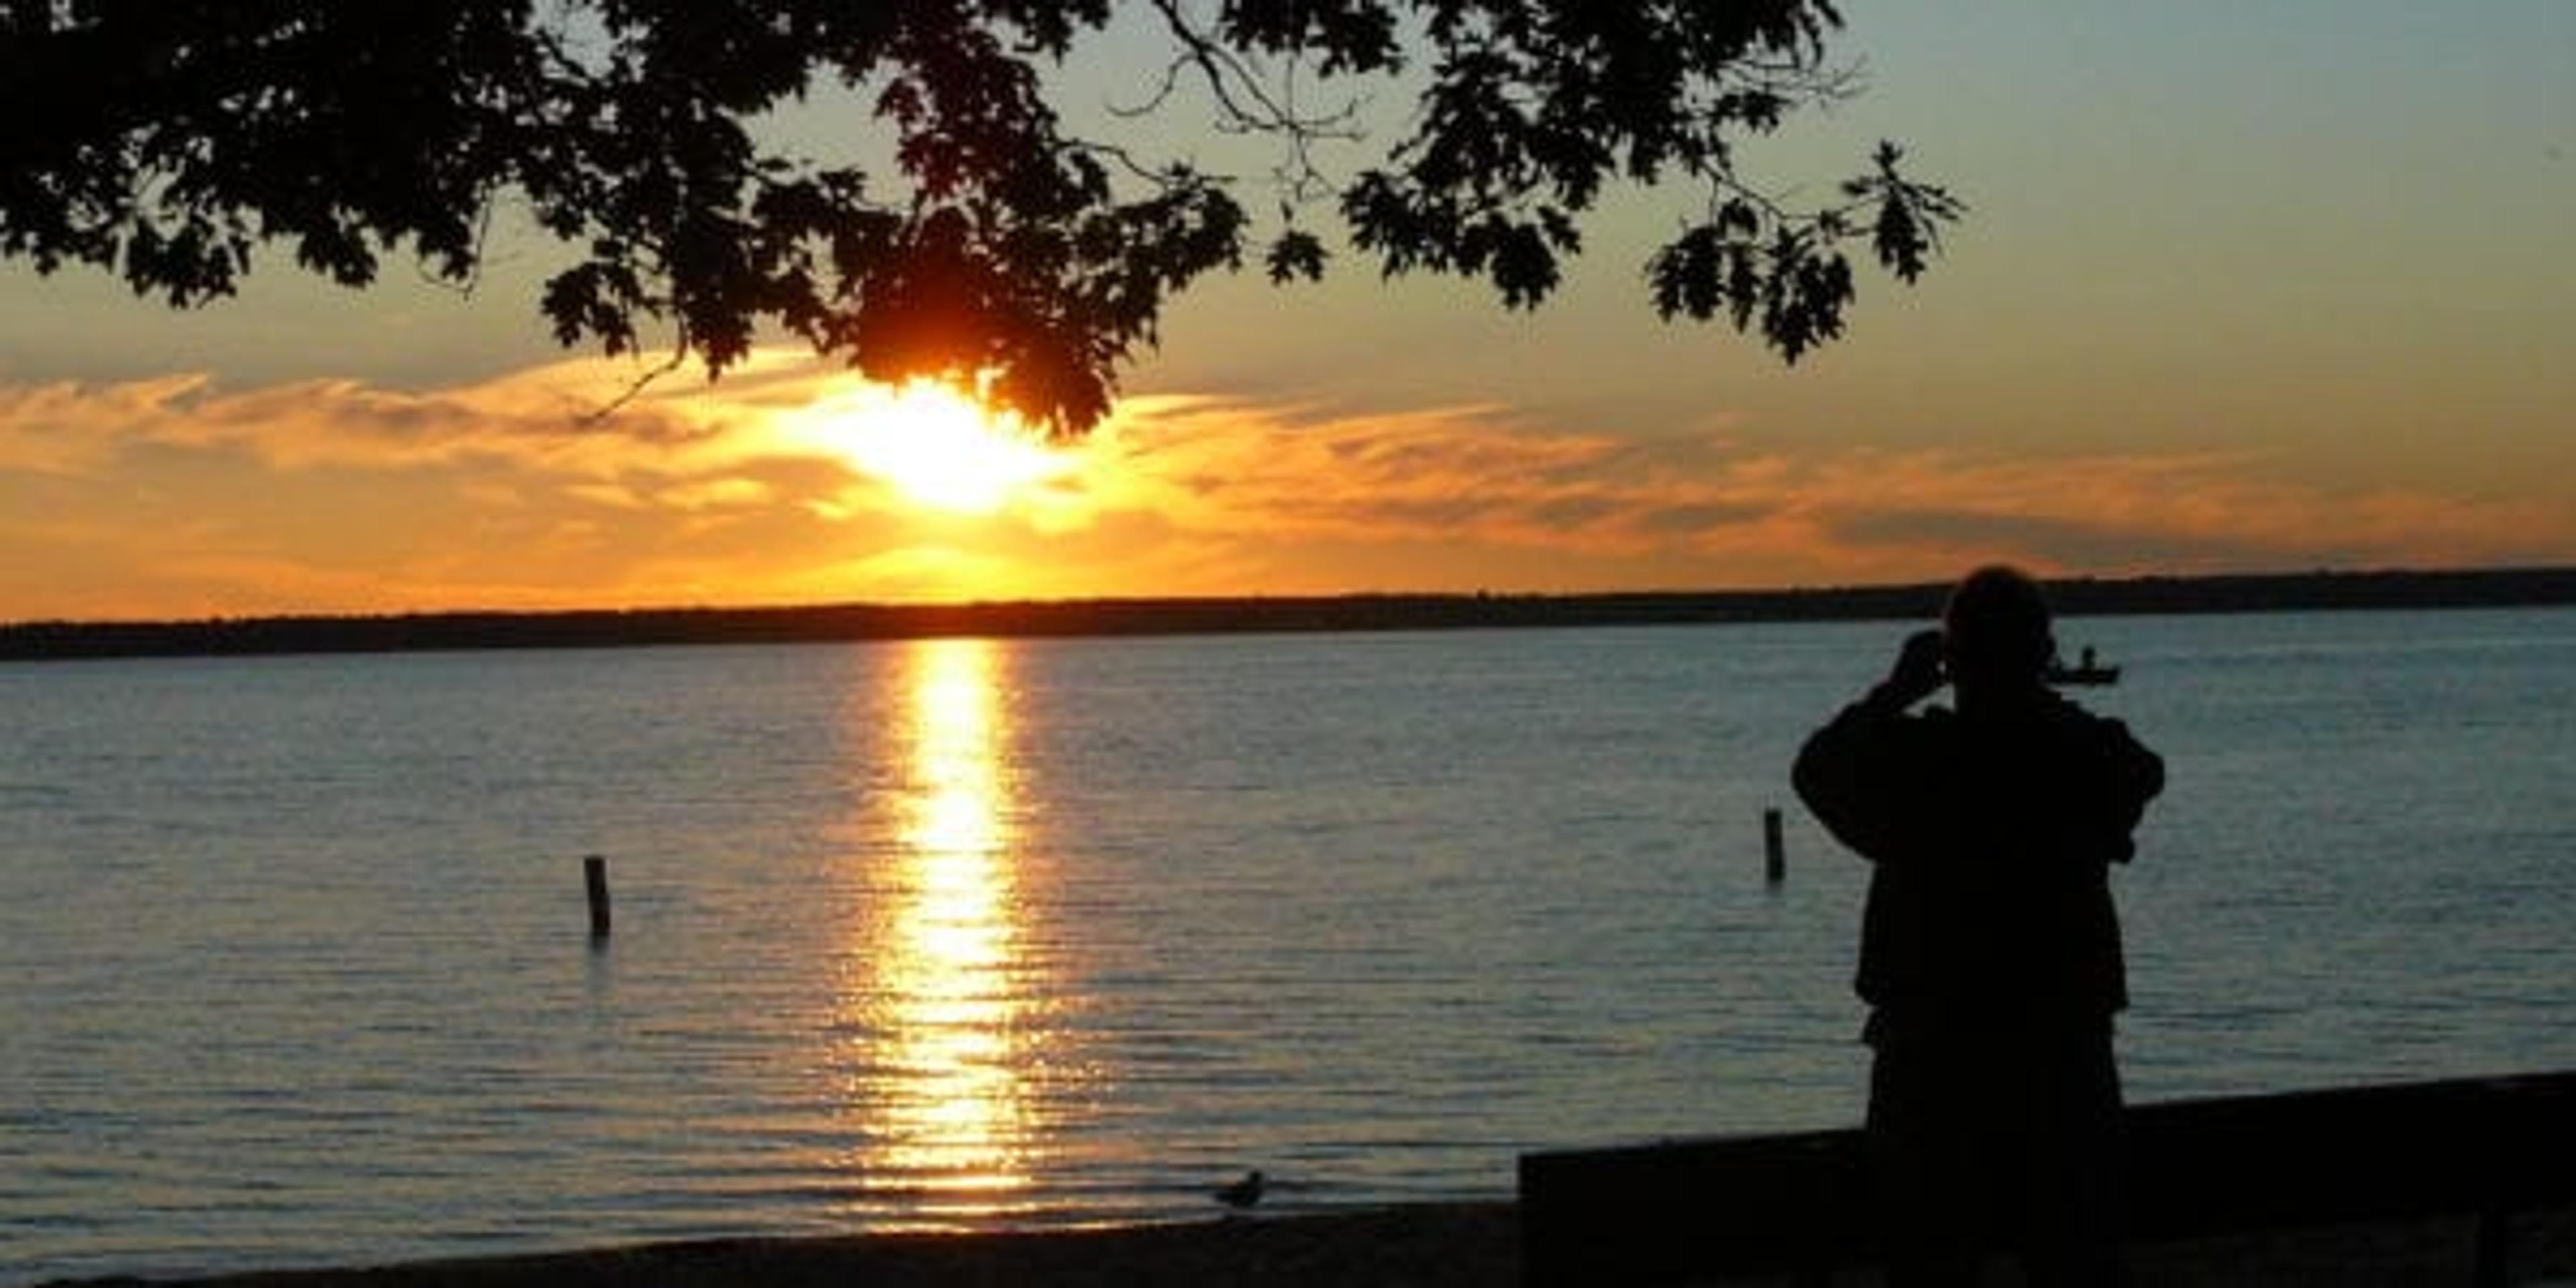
1875 628 1949 709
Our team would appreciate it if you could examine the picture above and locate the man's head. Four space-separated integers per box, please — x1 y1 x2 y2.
1943 565 2054 696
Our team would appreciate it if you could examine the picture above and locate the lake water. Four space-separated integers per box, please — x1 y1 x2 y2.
3 608 2570 1283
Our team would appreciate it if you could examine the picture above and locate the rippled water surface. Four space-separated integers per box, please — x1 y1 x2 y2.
3 608 2570 1283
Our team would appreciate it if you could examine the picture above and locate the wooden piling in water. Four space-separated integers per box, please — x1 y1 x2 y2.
1763 808 1786 883
584 855 611 939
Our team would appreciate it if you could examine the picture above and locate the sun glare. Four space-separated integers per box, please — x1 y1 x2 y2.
804 379 1071 516
839 637 1042 1214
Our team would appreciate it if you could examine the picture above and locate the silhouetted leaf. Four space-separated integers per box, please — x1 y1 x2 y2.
1265 229 1328 284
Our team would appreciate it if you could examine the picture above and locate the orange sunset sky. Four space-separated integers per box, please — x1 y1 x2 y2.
3 4 2571 622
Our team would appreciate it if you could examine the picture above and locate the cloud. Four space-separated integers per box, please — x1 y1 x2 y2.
1075 401 2574 587
1774 449 2576 578
1076 397 1747 555
2 352 2569 619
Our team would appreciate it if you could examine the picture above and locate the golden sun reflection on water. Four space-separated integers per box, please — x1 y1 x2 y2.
842 637 1044 1218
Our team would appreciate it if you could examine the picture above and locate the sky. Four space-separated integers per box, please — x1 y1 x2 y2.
3 2 2571 621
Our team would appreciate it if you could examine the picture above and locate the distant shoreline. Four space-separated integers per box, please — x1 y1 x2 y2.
4 566 2571 663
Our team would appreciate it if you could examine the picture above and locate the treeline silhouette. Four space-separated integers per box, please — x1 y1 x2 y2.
4 567 2571 663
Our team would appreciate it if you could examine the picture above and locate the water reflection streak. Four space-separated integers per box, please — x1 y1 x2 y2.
840 638 1040 1220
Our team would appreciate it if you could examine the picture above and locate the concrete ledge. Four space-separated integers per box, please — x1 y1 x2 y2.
1521 1070 2576 1286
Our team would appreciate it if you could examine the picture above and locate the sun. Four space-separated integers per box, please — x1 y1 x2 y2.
806 378 1072 516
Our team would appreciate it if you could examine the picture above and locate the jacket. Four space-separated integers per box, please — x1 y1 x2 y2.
1793 687 2163 1026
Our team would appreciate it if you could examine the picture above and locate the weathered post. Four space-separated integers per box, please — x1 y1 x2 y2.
584 855 612 940
1763 808 1786 884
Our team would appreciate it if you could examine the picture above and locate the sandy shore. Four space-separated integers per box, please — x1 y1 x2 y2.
42 1206 1517 1288
42 1199 2576 1287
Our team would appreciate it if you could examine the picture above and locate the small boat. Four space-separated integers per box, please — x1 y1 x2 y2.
2047 647 2121 686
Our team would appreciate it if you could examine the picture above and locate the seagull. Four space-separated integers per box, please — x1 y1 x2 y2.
1214 1169 1265 1211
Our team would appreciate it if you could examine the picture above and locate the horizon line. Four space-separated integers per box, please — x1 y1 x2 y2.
5 566 2572 663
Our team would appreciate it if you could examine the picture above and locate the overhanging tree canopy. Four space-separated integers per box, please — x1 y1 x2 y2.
0 1 1961 434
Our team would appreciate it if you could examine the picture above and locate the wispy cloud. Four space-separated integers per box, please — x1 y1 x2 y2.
2 354 2567 620
1769 448 2576 578
1085 401 2573 586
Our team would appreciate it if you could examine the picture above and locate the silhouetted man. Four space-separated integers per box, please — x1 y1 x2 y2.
1794 566 2162 1287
